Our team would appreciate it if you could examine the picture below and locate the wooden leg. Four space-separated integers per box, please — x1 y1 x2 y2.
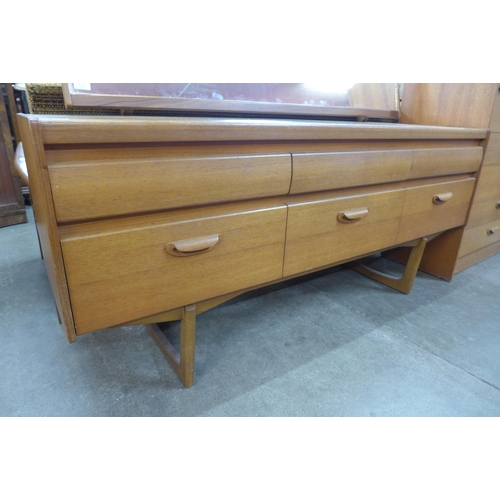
147 304 197 387
351 237 428 294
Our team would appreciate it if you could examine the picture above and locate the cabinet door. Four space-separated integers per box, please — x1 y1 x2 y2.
284 189 406 277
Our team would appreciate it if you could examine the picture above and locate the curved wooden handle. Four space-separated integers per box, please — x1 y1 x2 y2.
165 234 220 256
487 226 499 236
338 207 369 223
433 192 453 204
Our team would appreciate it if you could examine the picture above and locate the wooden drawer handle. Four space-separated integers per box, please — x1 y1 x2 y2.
433 192 453 204
338 207 369 223
487 226 499 236
165 234 220 257
496 201 500 209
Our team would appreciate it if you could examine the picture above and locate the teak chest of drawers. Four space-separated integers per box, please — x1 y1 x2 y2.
18 114 488 386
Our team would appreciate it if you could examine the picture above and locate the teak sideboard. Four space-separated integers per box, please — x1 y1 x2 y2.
18 114 489 386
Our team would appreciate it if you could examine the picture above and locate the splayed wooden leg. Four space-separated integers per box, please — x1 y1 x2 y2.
352 237 428 294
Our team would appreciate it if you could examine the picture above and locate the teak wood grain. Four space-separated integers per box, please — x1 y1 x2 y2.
27 115 488 145
455 239 500 273
454 90 500 271
290 150 412 194
458 215 500 257
290 146 482 196
44 139 481 166
401 84 498 128
17 107 491 386
48 154 291 222
409 147 483 179
482 134 500 167
490 90 500 132
397 178 476 244
17 116 76 341
60 204 287 333
283 189 406 276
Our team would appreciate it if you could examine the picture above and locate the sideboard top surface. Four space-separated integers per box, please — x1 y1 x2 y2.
21 115 489 145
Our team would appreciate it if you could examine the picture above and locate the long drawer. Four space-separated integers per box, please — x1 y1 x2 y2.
290 147 482 195
397 177 476 243
283 188 406 276
60 203 288 333
49 154 292 222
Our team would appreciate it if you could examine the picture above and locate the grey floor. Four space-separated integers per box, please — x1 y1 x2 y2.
1 206 500 417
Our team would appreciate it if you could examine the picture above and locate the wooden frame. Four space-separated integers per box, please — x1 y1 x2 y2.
61 83 400 121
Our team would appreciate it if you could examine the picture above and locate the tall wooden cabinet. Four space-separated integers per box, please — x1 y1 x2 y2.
455 87 500 271
399 83 499 276
0 85 27 228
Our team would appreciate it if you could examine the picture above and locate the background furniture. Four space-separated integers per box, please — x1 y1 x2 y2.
391 83 499 277
455 86 500 271
0 84 27 228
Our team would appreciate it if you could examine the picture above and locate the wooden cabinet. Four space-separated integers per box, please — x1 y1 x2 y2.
18 112 489 385
0 86 27 228
455 87 500 272
400 83 500 274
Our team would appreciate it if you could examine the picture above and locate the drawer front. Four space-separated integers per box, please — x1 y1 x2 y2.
490 92 500 132
459 215 500 257
61 206 287 333
409 147 483 179
284 189 406 276
49 154 291 222
468 194 500 228
290 150 412 194
397 178 476 244
472 164 500 201
483 134 500 166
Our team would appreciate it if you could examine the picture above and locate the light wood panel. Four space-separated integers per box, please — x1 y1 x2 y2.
347 83 399 112
284 188 406 276
489 89 500 132
482 134 500 166
17 116 76 341
28 114 488 145
467 195 500 227
401 84 498 128
409 147 483 179
458 215 500 257
49 154 291 222
397 178 476 244
44 139 482 165
60 204 287 334
455 239 500 273
290 150 412 194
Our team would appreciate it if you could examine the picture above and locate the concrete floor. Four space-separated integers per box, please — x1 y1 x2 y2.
1 206 500 416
